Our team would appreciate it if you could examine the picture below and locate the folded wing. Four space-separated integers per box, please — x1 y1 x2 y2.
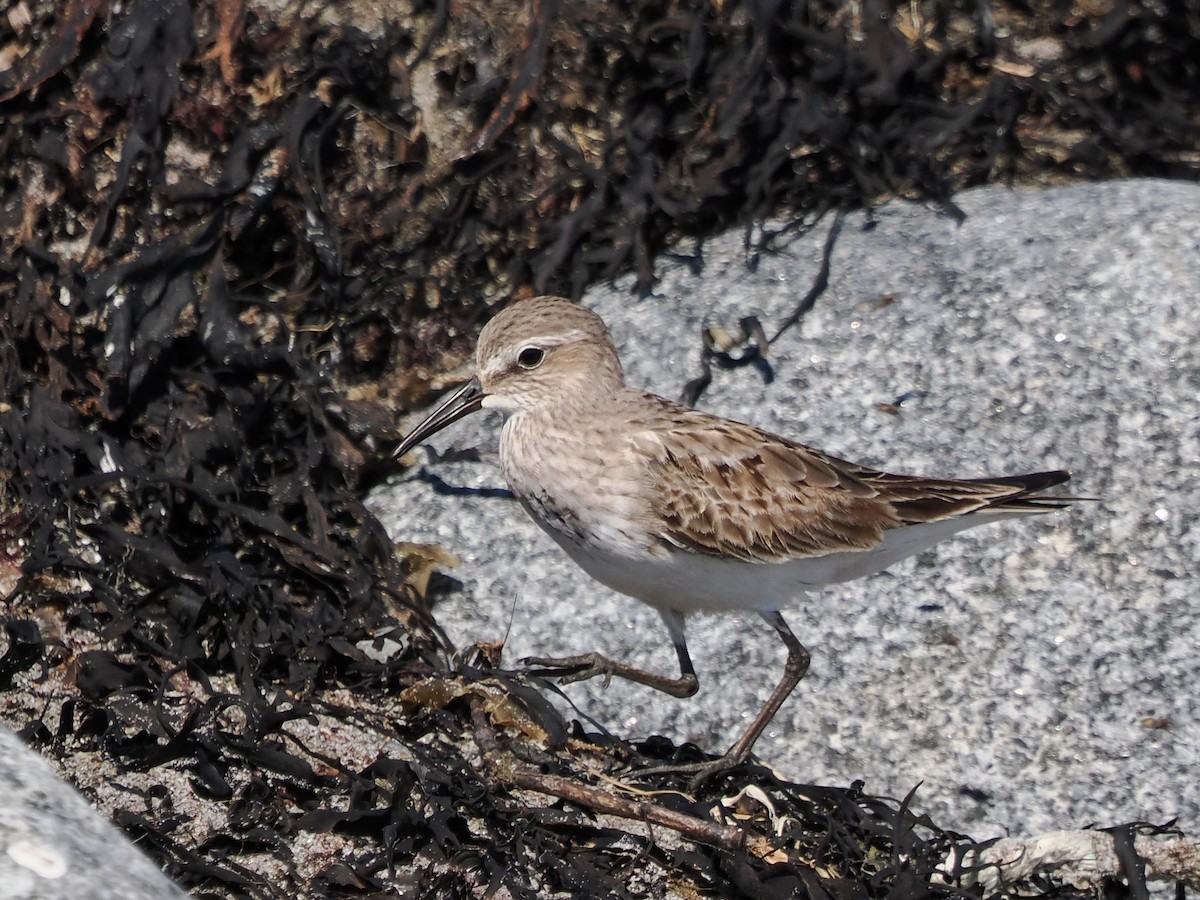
637 404 1070 564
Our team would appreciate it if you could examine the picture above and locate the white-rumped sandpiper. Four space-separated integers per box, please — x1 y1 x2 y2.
394 296 1075 783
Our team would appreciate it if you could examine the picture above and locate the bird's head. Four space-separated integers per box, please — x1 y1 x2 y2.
393 296 623 457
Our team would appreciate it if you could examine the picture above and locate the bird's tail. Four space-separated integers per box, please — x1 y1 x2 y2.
968 469 1085 512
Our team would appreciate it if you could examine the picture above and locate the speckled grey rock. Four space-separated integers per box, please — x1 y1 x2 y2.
370 179 1200 840
0 725 186 899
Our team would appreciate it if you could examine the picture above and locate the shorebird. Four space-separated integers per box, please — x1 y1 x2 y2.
393 296 1074 783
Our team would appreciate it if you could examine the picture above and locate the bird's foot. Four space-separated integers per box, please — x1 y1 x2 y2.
630 749 753 794
522 652 617 688
522 653 699 697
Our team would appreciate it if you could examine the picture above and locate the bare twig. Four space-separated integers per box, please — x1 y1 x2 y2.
469 699 762 855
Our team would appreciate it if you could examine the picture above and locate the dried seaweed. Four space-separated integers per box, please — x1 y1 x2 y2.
0 0 1196 896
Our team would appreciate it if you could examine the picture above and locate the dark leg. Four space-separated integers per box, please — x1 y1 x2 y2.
523 609 699 698
719 610 810 765
634 610 810 790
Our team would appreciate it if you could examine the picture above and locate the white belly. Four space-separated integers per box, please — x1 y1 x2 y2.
538 511 1019 615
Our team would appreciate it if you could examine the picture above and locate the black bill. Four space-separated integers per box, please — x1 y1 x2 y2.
393 376 486 459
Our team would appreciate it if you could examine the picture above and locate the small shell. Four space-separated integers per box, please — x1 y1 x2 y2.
6 836 68 879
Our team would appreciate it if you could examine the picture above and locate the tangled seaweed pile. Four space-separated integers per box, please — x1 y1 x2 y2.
0 0 1196 895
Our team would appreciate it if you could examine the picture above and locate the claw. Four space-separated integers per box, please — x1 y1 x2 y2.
631 753 752 794
520 653 617 689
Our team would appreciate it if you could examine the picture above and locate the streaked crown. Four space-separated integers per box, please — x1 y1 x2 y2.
476 296 625 412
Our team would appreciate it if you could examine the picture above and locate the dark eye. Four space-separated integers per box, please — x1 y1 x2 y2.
517 346 545 369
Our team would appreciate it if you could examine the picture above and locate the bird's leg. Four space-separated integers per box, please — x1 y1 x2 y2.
634 610 811 791
523 610 699 698
716 610 810 767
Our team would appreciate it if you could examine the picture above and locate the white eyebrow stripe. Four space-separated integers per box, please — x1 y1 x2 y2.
518 329 590 348
480 329 594 379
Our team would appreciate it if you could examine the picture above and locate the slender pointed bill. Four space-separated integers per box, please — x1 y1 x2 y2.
393 376 486 459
